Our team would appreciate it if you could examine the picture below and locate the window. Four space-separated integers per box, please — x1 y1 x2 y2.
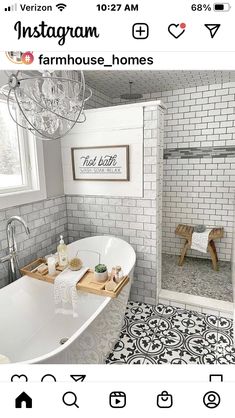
0 98 34 194
0 97 46 208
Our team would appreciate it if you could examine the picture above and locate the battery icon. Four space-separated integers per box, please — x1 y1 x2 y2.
213 3 231 11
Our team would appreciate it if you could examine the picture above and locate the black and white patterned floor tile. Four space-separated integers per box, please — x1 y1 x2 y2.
106 301 235 365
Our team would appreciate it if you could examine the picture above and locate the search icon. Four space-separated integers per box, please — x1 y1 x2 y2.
62 391 79 408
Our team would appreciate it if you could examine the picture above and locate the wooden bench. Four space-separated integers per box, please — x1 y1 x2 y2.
175 224 224 271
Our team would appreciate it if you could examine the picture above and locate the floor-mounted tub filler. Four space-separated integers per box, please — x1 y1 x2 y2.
0 236 136 364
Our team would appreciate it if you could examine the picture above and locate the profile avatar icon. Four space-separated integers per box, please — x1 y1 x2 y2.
203 391 221 408
5 51 34 65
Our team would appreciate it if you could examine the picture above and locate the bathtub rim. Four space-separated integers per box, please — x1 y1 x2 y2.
67 234 137 266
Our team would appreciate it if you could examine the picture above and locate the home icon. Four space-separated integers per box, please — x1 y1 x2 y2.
15 391 32 408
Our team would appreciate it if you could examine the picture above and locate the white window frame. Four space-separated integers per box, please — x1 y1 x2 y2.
0 98 46 209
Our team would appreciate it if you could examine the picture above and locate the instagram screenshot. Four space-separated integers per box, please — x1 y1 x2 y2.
0 0 234 415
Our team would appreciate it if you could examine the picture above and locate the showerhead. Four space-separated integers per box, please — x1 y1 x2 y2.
120 81 143 100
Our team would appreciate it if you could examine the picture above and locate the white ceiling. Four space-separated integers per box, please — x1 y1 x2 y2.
84 71 235 98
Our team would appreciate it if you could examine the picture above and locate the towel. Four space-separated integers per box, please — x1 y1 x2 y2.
54 267 88 318
191 229 212 253
0 354 10 363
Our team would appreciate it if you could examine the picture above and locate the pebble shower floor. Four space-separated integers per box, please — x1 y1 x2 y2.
106 301 235 364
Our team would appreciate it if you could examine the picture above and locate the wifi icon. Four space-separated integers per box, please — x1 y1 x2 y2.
56 3 67 11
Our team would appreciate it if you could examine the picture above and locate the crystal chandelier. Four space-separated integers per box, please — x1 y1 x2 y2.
1 70 92 140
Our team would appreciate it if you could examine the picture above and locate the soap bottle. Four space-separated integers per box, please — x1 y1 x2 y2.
57 235 68 267
114 266 123 283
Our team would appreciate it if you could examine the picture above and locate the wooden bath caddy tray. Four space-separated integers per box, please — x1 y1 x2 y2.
20 258 129 298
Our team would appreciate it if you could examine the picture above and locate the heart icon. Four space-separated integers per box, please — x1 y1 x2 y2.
11 374 28 382
168 23 186 39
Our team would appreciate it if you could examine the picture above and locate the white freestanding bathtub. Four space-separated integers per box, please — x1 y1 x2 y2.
0 236 136 364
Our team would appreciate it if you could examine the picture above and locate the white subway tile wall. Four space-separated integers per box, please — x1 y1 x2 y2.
0 196 67 288
161 83 235 261
163 156 234 260
113 82 235 262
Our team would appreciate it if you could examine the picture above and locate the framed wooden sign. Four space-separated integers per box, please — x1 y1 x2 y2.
71 145 130 181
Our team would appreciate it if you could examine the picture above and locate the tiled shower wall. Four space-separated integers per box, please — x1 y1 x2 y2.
162 83 235 261
163 156 234 261
66 105 164 305
0 196 67 288
114 82 235 261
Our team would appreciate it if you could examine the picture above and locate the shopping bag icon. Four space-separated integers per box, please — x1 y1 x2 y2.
157 391 173 408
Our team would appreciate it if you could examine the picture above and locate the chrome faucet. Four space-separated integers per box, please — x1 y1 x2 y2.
0 216 30 283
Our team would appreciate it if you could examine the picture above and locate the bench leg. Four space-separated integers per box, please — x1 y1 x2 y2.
208 242 218 271
178 240 190 266
210 240 218 262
